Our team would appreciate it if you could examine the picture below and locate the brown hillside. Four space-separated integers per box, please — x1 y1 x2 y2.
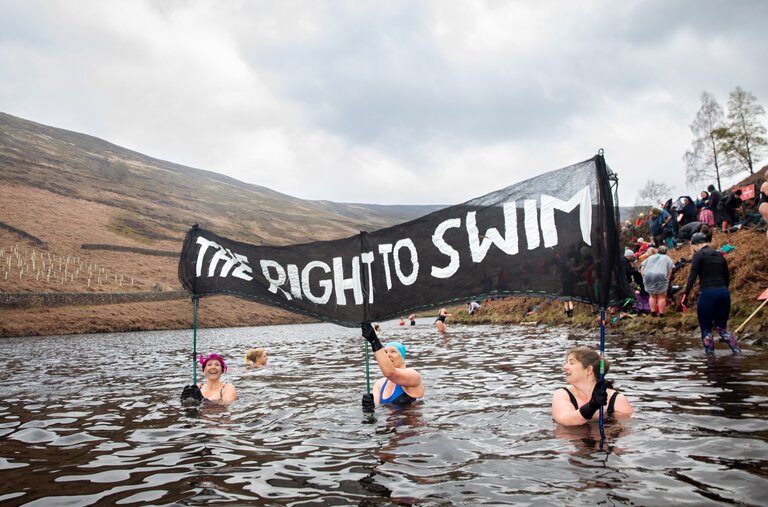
0 112 443 338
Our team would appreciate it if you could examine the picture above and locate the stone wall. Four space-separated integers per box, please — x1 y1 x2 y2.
0 290 189 308
0 221 48 249
81 244 178 257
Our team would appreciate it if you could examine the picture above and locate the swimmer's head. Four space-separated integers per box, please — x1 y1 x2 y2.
245 348 265 363
385 341 407 360
199 353 227 373
566 347 610 377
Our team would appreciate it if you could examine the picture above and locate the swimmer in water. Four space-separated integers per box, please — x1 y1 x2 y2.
435 308 452 332
198 353 238 403
551 347 632 426
245 348 268 368
361 322 424 405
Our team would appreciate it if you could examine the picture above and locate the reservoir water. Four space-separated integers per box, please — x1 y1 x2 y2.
1 321 767 505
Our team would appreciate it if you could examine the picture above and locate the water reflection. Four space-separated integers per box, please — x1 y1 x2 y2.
0 323 766 505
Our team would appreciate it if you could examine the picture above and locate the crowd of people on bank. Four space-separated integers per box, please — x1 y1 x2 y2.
627 180 768 250
618 179 768 356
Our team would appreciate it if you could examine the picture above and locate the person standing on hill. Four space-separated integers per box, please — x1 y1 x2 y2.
640 246 675 317
650 207 674 249
708 184 722 228
721 189 743 233
681 230 741 355
758 181 768 239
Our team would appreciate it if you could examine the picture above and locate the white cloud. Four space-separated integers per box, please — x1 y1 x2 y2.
0 0 766 207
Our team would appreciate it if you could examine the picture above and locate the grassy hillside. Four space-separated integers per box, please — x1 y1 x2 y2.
0 112 442 337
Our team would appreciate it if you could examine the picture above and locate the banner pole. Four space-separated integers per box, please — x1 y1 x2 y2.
598 307 606 442
192 296 199 385
360 231 372 394
359 231 375 417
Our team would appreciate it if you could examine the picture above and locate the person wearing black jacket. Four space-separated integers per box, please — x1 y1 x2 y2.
681 231 741 354
720 189 742 233
708 184 723 228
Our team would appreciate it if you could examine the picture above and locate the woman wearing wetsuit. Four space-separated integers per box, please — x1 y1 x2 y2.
198 353 238 402
681 231 741 354
361 322 424 405
551 347 633 426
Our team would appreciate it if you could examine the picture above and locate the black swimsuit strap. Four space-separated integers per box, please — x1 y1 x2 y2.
561 387 579 409
561 387 619 417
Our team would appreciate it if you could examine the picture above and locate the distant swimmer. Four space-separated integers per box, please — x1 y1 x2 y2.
245 348 268 368
198 353 238 403
362 322 424 406
435 308 452 332
408 314 416 326
551 347 633 426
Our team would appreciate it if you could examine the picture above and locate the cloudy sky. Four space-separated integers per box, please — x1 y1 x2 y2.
1 1 766 207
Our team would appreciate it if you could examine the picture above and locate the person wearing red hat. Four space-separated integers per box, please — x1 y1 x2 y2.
198 353 238 402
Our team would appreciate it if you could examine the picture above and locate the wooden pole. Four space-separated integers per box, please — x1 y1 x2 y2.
735 299 768 334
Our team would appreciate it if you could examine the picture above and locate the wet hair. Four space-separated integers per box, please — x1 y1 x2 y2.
245 348 265 364
657 245 667 254
567 347 613 387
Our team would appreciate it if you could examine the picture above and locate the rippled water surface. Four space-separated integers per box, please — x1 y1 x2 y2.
1 322 767 506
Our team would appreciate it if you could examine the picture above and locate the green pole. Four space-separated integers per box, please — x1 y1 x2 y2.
365 342 371 394
192 296 198 384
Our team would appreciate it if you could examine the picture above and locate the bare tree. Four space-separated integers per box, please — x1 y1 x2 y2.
683 92 727 191
722 86 767 175
635 180 672 207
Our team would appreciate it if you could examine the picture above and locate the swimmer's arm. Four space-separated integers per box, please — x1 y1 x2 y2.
551 390 590 426
373 349 396 377
387 367 422 388
222 384 238 402
372 351 421 387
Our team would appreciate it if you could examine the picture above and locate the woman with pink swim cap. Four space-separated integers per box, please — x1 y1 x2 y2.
197 353 238 402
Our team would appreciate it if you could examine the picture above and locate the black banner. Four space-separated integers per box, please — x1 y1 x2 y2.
178 155 633 327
